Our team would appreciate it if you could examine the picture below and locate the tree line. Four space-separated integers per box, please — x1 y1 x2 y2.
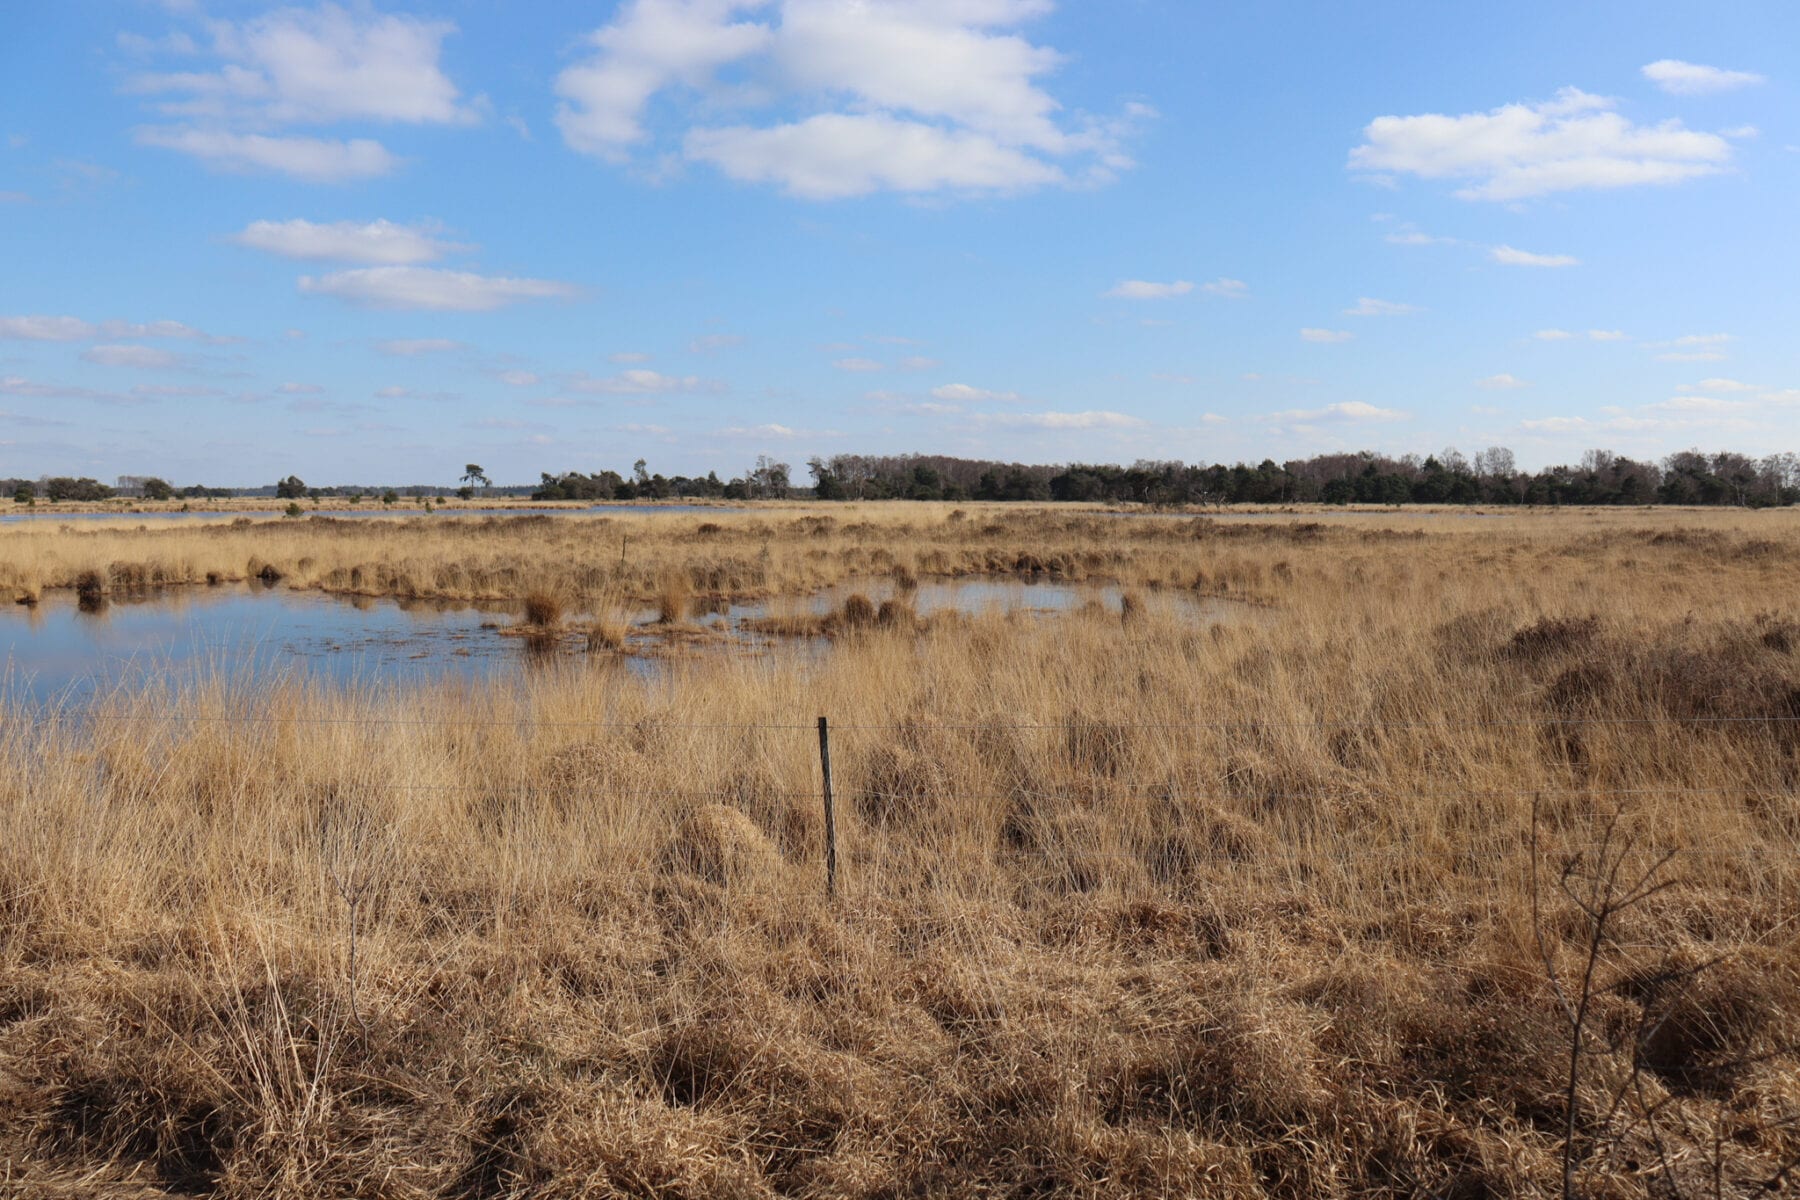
11 448 1800 508
800 448 1800 507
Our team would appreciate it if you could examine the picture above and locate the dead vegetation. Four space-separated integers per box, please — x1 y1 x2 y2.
0 505 1798 1196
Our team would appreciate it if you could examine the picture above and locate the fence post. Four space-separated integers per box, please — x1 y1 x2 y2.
817 715 838 899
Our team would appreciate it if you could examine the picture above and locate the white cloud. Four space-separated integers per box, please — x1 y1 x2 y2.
1200 277 1248 297
833 357 884 372
689 333 746 353
0 315 96 341
375 338 461 356
1106 279 1193 300
1266 400 1405 423
1299 328 1353 343
1491 245 1579 268
897 355 938 370
230 218 462 264
130 5 473 124
989 409 1146 430
558 1 1141 199
555 0 777 160
1351 87 1733 201
298 267 577 311
570 368 717 394
497 370 540 386
717 422 805 439
1344 297 1419 317
932 382 1022 403
1670 332 1733 345
686 113 1066 198
1589 329 1629 341
1386 230 1455 245
0 314 226 342
1649 395 1747 412
1685 377 1757 393
1520 416 1591 433
1477 373 1530 389
275 381 323 394
1533 328 1575 340
133 129 398 182
128 4 474 181
81 344 182 369
1641 59 1765 96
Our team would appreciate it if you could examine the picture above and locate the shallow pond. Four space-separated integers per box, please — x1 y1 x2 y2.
0 578 1245 706
0 503 744 525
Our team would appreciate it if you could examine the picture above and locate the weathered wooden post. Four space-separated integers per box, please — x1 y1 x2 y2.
817 716 838 898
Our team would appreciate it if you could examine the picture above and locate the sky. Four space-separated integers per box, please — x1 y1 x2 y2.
1 0 1796 487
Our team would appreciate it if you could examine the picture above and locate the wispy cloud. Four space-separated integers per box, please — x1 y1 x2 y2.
1491 245 1579 268
1106 280 1193 300
1344 297 1420 317
299 267 577 311
931 382 1022 404
1641 59 1765 95
231 218 466 264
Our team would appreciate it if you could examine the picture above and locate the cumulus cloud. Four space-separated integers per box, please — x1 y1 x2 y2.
1641 59 1764 95
1477 373 1530 389
231 218 464 263
1491 245 1579 268
1351 87 1733 201
1105 279 1192 300
1299 328 1353 343
1344 297 1419 317
128 4 476 180
687 113 1068 198
1533 329 1575 340
1200 278 1248 297
931 382 1022 403
558 0 1143 199
298 267 578 311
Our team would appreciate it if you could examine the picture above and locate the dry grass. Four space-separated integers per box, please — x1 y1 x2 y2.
1 505 1799 1196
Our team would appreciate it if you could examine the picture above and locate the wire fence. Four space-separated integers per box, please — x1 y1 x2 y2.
8 706 1796 907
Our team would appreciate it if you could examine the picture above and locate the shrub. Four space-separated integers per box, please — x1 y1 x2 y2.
522 592 563 628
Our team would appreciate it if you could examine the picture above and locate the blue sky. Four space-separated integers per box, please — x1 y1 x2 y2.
1 0 1796 486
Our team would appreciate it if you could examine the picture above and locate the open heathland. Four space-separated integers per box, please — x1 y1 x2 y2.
1 504 1798 1197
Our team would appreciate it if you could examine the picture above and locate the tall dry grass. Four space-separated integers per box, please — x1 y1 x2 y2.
0 508 1798 1195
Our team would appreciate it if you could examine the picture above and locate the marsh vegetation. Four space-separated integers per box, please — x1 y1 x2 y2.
0 504 1797 1197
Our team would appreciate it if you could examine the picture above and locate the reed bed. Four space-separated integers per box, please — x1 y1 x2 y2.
0 508 1797 1196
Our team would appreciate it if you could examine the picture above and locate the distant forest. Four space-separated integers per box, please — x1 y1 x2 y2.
9 447 1800 508
536 448 1800 507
